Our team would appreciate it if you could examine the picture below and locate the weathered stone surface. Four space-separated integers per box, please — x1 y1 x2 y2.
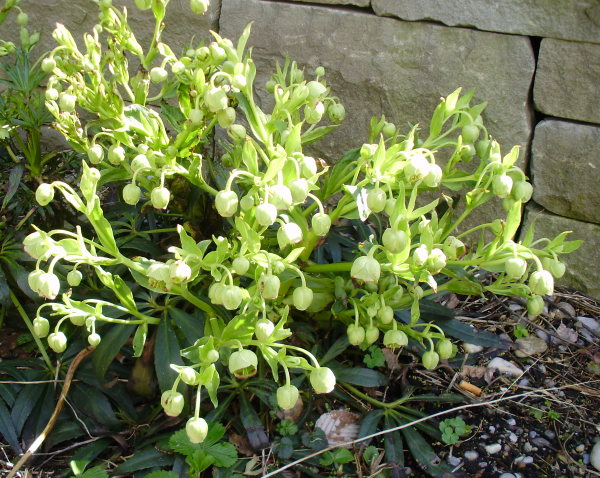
534 39 600 124
531 120 600 224
289 0 370 6
372 0 600 44
221 0 534 164
522 204 600 299
1 0 220 60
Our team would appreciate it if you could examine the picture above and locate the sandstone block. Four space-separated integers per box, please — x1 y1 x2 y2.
534 39 600 124
221 0 534 163
522 205 600 299
531 120 600 223
372 0 600 44
289 0 370 6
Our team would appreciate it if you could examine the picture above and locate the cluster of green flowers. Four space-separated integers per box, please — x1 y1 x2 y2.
24 0 578 444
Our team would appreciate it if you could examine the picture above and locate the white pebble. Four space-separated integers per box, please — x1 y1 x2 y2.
576 443 585 453
544 430 556 440
506 418 516 427
523 456 534 464
499 474 517 478
463 342 484 353
487 357 524 377
485 443 502 455
488 425 496 433
464 450 479 461
529 430 538 438
509 433 518 443
591 441 600 471
448 454 461 466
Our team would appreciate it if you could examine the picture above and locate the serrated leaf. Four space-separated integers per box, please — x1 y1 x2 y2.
1 164 23 210
78 466 109 478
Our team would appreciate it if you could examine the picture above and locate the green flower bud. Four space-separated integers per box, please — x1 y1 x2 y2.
422 350 440 370
254 318 275 342
208 282 226 305
161 390 184 416
367 188 386 213
327 103 345 123
541 257 565 279
169 261 192 284
360 143 377 159
382 228 408 254
204 87 228 112
259 273 280 300
404 155 430 182
377 305 394 325
88 333 101 346
461 124 480 144
189 108 204 125
278 222 303 249
423 164 443 188
412 245 429 267
123 183 141 205
232 256 250 275
301 156 317 177
228 124 246 142
505 257 527 279
436 339 453 359
293 286 314 311
492 174 513 198
217 107 235 128
529 270 554 296
265 79 276 93
426 248 447 273
222 285 243 310
382 122 396 137
190 0 209 14
312 213 332 237
270 185 293 210
48 331 67 353
186 417 209 444
180 366 199 385
289 179 309 204
150 67 168 83
365 325 380 345
232 73 247 89
108 144 125 165
209 43 226 62
59 92 76 112
151 187 170 209
351 255 381 283
527 295 544 316
460 144 476 162
255 203 278 226
67 269 83 287
347 323 365 345
36 183 54 206
171 60 185 74
131 153 151 172
310 367 336 394
240 194 254 211
215 190 238 217
45 87 59 101
277 384 299 410
28 269 44 292
502 197 516 213
383 329 408 349
24 233 53 260
315 66 325 77
33 317 50 338
512 180 533 203
87 144 104 164
38 272 60 300
17 12 28 26
304 101 325 124
442 236 465 259
475 138 491 159
229 349 258 379
41 57 56 73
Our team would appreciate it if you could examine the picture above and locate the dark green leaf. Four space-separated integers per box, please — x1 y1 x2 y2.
0 398 21 453
319 335 349 365
275 437 294 459
132 322 148 358
401 425 452 476
78 466 109 478
92 324 135 380
70 439 110 475
70 383 120 429
169 308 204 347
357 409 384 446
143 471 179 478
113 448 173 474
155 317 183 392
10 382 44 435
383 416 404 467
1 164 23 210
334 367 388 387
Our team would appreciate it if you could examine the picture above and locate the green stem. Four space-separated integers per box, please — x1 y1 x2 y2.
10 291 55 373
343 382 413 409
179 288 219 317
303 262 352 274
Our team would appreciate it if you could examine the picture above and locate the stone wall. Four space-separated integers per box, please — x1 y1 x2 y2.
4 0 599 297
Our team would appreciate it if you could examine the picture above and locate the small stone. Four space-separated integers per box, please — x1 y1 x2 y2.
506 418 517 427
576 443 586 453
508 303 523 312
478 461 488 468
538 364 547 373
591 441 600 471
485 443 502 455
523 456 534 464
584 453 591 465
518 378 530 387
487 357 524 377
555 302 576 318
464 450 479 461
515 336 548 357
448 454 461 466
577 316 600 337
516 428 524 435
499 474 517 478
489 425 496 433
535 329 549 342
529 431 538 438
532 437 552 447
524 442 533 453
463 342 484 353
544 430 556 440
509 432 518 443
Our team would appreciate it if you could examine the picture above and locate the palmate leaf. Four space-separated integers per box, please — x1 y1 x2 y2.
169 424 237 472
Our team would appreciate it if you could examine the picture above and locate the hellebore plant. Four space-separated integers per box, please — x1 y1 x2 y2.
25 0 580 444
